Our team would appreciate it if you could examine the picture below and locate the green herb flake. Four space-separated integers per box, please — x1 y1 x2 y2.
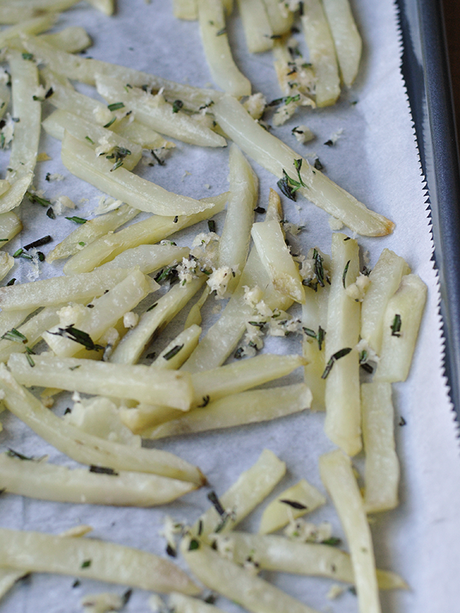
172 99 183 113
342 260 350 289
85 136 95 145
46 207 56 220
163 344 184 361
1 328 28 344
81 559 92 569
21 53 34 61
279 499 308 510
89 465 118 476
26 191 52 208
6 448 34 461
107 102 125 112
188 539 200 551
207 219 216 233
391 314 402 337
78 241 86 247
321 347 352 379
48 325 103 352
322 536 342 547
216 27 227 36
65 216 87 224
103 116 116 129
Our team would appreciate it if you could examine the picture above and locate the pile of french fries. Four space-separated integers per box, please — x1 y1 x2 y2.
0 1 427 612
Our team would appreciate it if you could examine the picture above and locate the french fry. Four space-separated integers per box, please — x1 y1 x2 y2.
322 0 362 87
212 95 394 236
259 479 326 534
0 363 205 484
362 382 400 513
63 193 228 274
360 248 411 354
301 0 340 107
237 0 274 53
0 211 22 245
61 133 216 217
8 353 194 410
142 383 311 439
96 75 227 148
0 527 200 595
197 0 251 97
99 243 189 275
109 277 206 365
0 268 133 310
39 26 92 53
324 233 361 456
320 449 382 613
0 452 197 506
181 536 318 613
0 306 60 362
374 274 427 382
192 449 286 539
218 531 407 589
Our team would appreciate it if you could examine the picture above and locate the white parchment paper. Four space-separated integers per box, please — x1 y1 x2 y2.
0 1 459 612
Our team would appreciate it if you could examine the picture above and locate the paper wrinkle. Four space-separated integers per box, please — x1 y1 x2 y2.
0 1 458 612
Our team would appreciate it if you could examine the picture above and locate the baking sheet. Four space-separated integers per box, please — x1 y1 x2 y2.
0 1 460 612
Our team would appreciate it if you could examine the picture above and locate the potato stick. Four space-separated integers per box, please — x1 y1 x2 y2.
259 479 326 534
0 173 34 216
0 527 200 595
8 353 194 410
122 404 183 434
0 252 12 282
44 76 114 126
301 285 328 411
96 75 227 148
221 532 407 589
1 0 79 10
212 95 394 236
0 364 205 484
0 83 9 118
99 244 189 275
218 144 257 292
324 234 361 456
181 537 318 613
43 270 154 358
0 453 197 506
63 193 228 274
0 306 59 362
361 382 400 513
169 594 225 613
46 205 139 263
0 211 22 245
273 38 316 98
86 0 115 15
237 0 273 53
301 0 340 107
322 0 362 87
0 13 57 48
374 274 427 382
193 449 286 538
361 249 411 354
173 0 198 20
23 36 220 111
191 353 306 407
39 26 92 53
252 219 304 303
42 109 143 171
184 286 210 328
142 383 311 439
0 268 131 310
152 324 201 370
319 449 382 613
112 118 175 150
197 0 251 97
0 8 41 24
109 277 205 365
0 308 35 338
261 0 294 35
62 133 216 217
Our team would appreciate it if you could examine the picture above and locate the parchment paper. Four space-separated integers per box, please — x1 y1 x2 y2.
0 1 459 612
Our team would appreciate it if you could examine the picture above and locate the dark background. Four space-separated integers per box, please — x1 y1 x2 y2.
442 1 460 141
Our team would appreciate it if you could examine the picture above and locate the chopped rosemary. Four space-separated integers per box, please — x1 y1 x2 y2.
89 465 119 476
321 347 352 379
277 159 308 201
12 248 32 261
26 191 52 208
254 206 266 214
65 216 87 224
207 490 226 516
46 207 56 220
106 145 131 171
172 100 183 113
391 314 402 337
25 347 35 367
21 53 34 61
314 157 323 171
81 559 92 569
85 135 95 145
1 328 28 344
279 499 308 510
48 325 104 351
188 539 200 551
6 278 15 286
122 589 132 606
199 395 210 408
163 344 184 361
216 27 226 36
23 235 52 251
399 416 407 426
107 102 125 112
207 219 216 233
166 544 177 557
342 260 350 289
322 537 342 547
103 116 116 129
6 448 34 461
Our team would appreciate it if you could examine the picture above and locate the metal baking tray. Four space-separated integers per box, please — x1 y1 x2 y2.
397 0 460 419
